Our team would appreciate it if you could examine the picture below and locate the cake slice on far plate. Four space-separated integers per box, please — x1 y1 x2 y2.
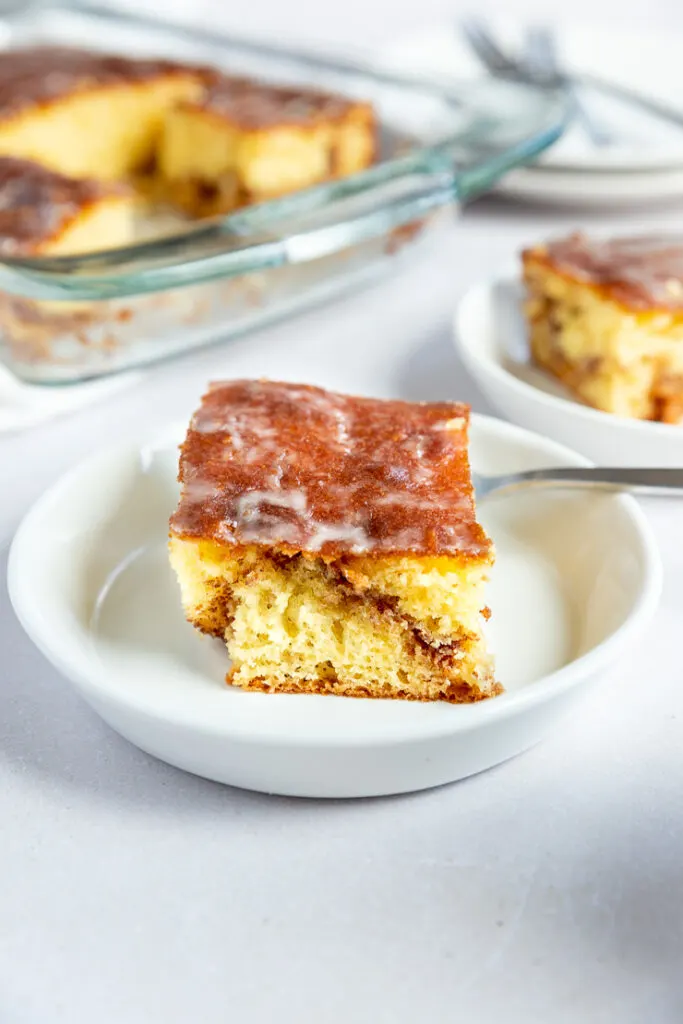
523 232 683 424
169 380 499 703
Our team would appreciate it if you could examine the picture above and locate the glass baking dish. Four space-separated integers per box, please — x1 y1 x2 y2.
0 0 567 384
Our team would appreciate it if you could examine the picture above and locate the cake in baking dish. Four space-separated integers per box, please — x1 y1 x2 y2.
0 46 376 214
158 75 376 215
0 47 379 371
168 380 499 703
0 156 136 257
523 232 683 423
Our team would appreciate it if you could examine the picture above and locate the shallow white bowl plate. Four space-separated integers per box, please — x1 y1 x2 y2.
455 277 683 468
8 418 660 798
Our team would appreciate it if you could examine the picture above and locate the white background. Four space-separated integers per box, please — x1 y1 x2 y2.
1 1 683 1022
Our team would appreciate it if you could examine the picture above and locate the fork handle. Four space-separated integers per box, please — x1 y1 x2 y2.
580 73 683 131
498 467 683 497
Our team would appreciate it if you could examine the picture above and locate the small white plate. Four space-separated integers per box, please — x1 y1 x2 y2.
455 276 683 467
8 417 660 799
495 166 683 209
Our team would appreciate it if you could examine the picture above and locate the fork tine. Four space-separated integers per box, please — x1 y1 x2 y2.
460 19 499 67
525 24 613 146
468 20 515 71
523 27 552 82
460 17 520 76
524 26 557 78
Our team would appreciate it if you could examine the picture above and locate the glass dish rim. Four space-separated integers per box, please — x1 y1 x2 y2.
0 0 569 299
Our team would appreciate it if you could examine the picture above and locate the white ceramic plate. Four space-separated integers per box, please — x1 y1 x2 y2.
494 165 683 209
8 417 660 799
455 276 683 467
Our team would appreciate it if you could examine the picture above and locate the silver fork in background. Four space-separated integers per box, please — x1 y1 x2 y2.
461 17 528 80
461 16 683 134
473 466 683 501
523 26 613 147
461 18 611 146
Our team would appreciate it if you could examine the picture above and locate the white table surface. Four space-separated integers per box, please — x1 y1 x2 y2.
2 2 683 1022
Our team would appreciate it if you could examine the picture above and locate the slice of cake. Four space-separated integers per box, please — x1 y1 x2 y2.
168 380 499 703
0 156 138 363
0 46 207 180
158 76 376 216
0 156 136 257
523 232 683 423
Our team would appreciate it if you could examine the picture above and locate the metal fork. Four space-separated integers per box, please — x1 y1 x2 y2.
461 18 610 146
460 17 683 135
523 26 612 147
472 466 683 501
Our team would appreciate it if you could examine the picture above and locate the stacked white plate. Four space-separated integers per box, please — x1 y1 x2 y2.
382 21 683 207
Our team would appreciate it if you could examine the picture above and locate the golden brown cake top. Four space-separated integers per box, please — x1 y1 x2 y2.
170 380 491 559
525 231 683 311
0 46 205 121
191 75 363 128
0 156 129 256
